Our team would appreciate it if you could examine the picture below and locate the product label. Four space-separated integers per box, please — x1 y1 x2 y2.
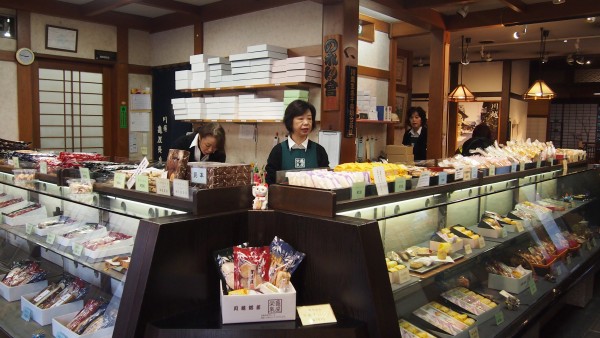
72 243 84 256
46 233 56 245
511 163 517 173
79 168 91 180
297 304 337 326
156 178 171 196
464 244 473 255
416 171 430 188
469 327 480 338
40 161 48 174
438 172 448 185
190 167 208 184
455 167 464 180
372 166 389 196
398 267 410 284
463 167 472 180
351 182 366 200
126 157 149 189
113 173 126 189
21 308 31 322
520 161 525 171
478 236 485 248
516 222 525 233
489 165 496 176
173 179 189 199
471 167 478 179
25 223 34 235
12 156 19 169
495 311 505 326
394 177 406 192
529 279 537 295
135 175 149 192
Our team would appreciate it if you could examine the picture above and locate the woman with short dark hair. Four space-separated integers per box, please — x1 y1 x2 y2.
461 123 494 156
401 106 428 160
265 100 329 184
171 122 226 162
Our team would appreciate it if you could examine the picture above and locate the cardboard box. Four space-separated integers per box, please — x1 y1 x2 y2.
387 154 414 164
488 269 532 294
52 312 114 338
386 145 413 155
287 62 322 72
21 293 84 326
207 56 229 64
191 63 207 72
190 54 214 64
0 276 48 302
286 56 321 65
175 70 191 80
220 284 296 324
4 205 48 226
247 44 287 54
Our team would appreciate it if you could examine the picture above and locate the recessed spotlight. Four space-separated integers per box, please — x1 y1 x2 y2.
594 92 600 96
586 60 591 65
553 0 565 4
586 17 596 23
564 40 568 43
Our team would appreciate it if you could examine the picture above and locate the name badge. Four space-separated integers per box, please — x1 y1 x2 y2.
294 158 306 169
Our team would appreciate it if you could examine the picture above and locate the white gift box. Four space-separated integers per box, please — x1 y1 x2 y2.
247 44 288 54
287 62 322 72
488 269 533 294
208 56 229 64
175 80 191 90
21 292 84 326
53 225 108 247
220 283 296 324
4 205 47 226
190 54 214 64
286 56 322 65
191 63 208 72
175 70 191 80
0 275 48 302
52 312 114 338
250 58 277 66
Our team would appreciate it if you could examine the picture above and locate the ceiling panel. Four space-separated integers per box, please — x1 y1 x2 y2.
113 3 175 18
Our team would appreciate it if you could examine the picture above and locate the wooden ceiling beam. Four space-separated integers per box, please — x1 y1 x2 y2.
499 0 528 13
361 0 446 30
82 0 139 17
138 0 202 16
390 22 428 38
402 0 473 10
446 0 600 30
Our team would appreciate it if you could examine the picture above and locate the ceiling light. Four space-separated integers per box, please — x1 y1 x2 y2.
564 40 568 43
576 55 586 65
3 31 10 38
449 36 476 102
586 60 592 65
553 0 565 4
457 6 469 18
513 25 527 39
586 17 596 23
480 46 493 62
358 23 363 35
524 28 555 100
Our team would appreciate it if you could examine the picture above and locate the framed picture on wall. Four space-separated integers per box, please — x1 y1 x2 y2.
395 92 408 123
395 57 407 85
46 25 78 52
456 101 500 149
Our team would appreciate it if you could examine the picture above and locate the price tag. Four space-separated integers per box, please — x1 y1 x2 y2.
394 178 406 192
536 159 542 168
297 304 337 326
567 255 572 265
351 182 366 200
520 161 525 171
455 167 464 180
511 163 517 173
12 156 19 169
489 165 496 176
72 243 84 256
46 233 56 245
372 166 389 196
156 178 171 196
126 157 149 189
21 307 31 322
469 327 480 338
79 167 91 180
416 171 430 188
438 172 448 185
135 175 149 192
529 279 537 295
471 167 478 179
25 223 34 235
478 236 485 248
40 161 48 174
562 159 568 175
516 222 525 233
113 172 126 189
463 167 472 180
173 179 189 199
398 267 410 284
464 244 473 255
495 311 505 326
501 227 508 238
191 167 208 184
141 146 148 155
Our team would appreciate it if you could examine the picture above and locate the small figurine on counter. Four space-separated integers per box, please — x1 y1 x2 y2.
252 183 269 210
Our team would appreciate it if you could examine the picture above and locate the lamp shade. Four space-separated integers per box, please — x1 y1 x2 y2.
523 79 555 100
448 84 476 102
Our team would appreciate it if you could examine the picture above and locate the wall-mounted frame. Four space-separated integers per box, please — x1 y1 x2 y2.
46 25 78 52
395 92 408 123
0 15 16 39
455 101 500 150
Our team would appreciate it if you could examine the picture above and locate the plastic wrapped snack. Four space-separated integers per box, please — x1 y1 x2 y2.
268 236 305 282
233 246 271 291
213 243 248 293
1 261 46 287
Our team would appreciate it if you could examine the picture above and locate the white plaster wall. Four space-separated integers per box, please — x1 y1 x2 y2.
461 61 503 92
358 77 388 106
31 13 116 59
128 74 153 161
0 37 16 51
0 61 18 140
358 30 390 71
510 60 530 94
203 1 322 57
509 98 528 141
151 25 194 66
129 29 151 66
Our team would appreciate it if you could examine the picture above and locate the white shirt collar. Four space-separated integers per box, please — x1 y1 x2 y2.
288 136 308 152
409 127 422 137
189 133 206 161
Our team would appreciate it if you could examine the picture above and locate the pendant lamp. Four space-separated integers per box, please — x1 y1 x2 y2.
449 36 476 102
524 28 555 100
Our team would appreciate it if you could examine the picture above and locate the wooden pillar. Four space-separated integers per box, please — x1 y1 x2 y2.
427 28 450 160
499 60 511 143
194 22 203 54
321 0 359 164
16 10 34 143
447 63 458 154
113 26 129 158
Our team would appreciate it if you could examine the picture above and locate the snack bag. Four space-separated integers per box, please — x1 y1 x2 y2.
233 246 270 290
268 236 305 282
213 243 248 292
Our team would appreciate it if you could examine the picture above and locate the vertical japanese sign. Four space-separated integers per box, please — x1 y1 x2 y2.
155 116 168 161
345 66 357 138
322 35 341 111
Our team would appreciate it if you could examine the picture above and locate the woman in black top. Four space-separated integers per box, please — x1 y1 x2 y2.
461 123 494 156
402 107 428 160
171 122 226 162
265 100 329 185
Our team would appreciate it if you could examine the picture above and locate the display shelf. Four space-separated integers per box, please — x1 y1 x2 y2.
0 224 126 282
0 296 53 338
356 119 398 125
180 118 282 123
181 81 320 93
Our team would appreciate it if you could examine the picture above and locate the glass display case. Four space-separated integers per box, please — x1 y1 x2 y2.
0 169 189 338
269 161 600 337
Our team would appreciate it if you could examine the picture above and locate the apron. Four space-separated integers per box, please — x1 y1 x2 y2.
281 140 318 170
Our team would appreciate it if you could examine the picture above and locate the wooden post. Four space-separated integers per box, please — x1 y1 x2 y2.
16 10 34 144
113 26 129 158
428 28 450 160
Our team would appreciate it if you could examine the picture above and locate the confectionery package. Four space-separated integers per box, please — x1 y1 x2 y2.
188 162 251 189
213 243 248 293
233 246 270 290
166 149 190 181
268 236 305 282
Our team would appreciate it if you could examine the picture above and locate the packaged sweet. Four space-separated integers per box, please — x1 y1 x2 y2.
82 231 132 250
233 246 271 290
166 149 190 181
34 276 88 309
268 236 305 282
37 215 76 229
1 261 46 287
2 203 42 217
213 243 248 292
61 223 103 239
67 298 109 333
82 306 118 334
0 197 24 209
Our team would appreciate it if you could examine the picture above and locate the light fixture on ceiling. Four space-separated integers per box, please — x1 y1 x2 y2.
358 23 363 35
457 6 469 18
513 25 527 39
553 0 565 4
586 17 596 23
524 28 555 100
480 45 493 62
0 15 14 39
417 57 424 67
461 37 471 65
449 36 476 102
567 38 589 66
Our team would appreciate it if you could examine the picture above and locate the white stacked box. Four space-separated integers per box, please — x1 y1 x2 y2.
270 56 322 84
237 94 284 120
227 45 288 86
208 58 232 88
188 54 215 90
175 70 192 90
357 90 376 116
205 96 238 119
172 97 208 120
190 54 214 64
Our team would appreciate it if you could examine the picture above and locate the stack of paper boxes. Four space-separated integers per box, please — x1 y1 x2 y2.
205 96 238 120
171 97 207 120
283 90 309 108
189 54 214 89
357 91 377 119
208 57 232 88
230 44 287 86
175 71 192 90
386 145 414 164
271 57 322 84
238 94 284 120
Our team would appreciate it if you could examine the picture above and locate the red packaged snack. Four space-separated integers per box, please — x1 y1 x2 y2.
233 246 270 290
